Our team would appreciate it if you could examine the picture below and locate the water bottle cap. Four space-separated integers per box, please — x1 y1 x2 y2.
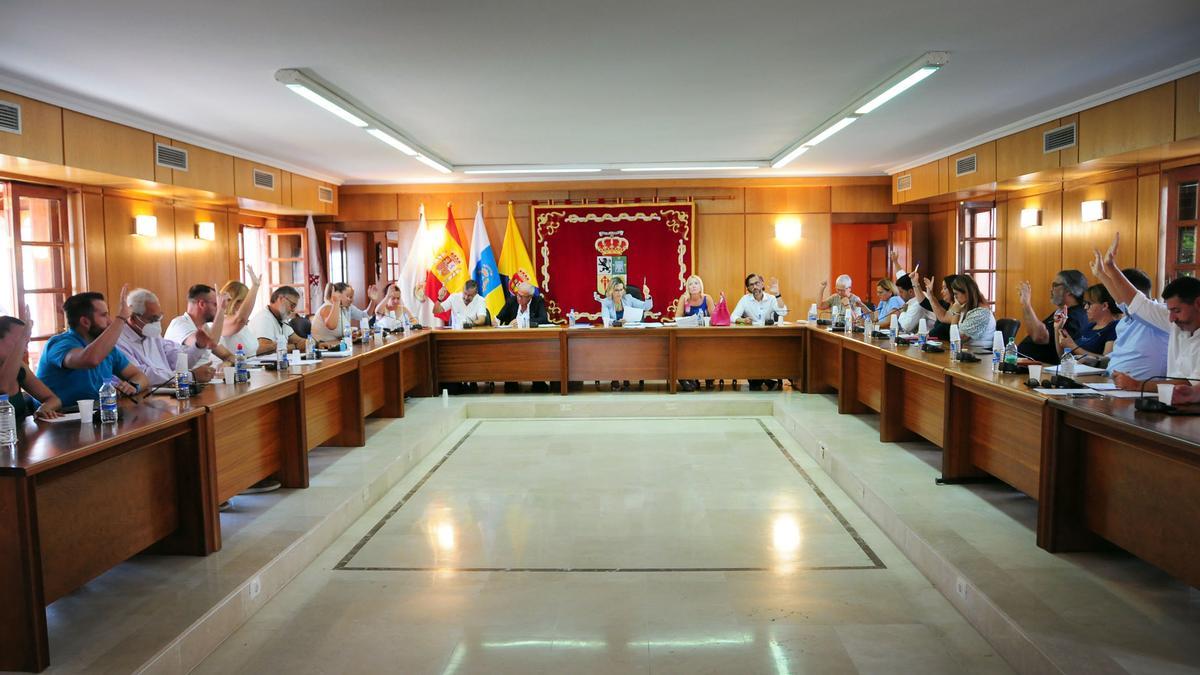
0 394 8 402
237 343 243 350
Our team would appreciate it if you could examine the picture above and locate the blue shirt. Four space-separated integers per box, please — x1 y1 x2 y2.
1076 320 1118 355
37 330 131 404
1105 306 1169 380
875 295 905 320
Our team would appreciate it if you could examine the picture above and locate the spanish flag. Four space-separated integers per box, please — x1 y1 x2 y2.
426 204 469 324
498 202 539 297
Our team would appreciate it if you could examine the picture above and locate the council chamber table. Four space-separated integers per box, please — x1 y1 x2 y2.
0 398 214 672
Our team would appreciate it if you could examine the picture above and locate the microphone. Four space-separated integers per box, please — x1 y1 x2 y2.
1134 375 1199 414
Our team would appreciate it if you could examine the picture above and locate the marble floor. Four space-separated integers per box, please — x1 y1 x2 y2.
194 416 1011 674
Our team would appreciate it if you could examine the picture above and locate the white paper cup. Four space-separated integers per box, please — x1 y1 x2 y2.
1028 365 1043 382
1157 383 1175 405
223 366 236 383
602 317 612 327
77 399 94 421
291 349 302 361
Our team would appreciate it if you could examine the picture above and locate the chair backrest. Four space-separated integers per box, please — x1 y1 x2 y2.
996 318 1021 343
289 314 312 339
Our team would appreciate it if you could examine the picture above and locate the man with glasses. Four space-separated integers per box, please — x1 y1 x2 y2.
249 286 307 356
1017 270 1089 363
166 284 235 366
118 288 215 385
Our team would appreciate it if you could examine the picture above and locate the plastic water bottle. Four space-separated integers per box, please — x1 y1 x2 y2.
917 318 929 347
372 319 383 341
890 322 898 345
99 379 118 424
569 308 576 327
174 352 192 400
807 303 818 323
949 324 961 357
235 344 250 383
0 394 16 448
1004 338 1019 367
401 313 412 334
830 304 841 330
276 338 289 368
843 306 854 333
1059 349 1077 380
863 311 873 337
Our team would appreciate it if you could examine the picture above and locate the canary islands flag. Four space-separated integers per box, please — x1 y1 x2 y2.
498 202 539 297
468 203 505 319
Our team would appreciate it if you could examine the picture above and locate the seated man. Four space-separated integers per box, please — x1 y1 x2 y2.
1017 270 1089 363
427 279 489 327
732 273 788 390
1093 234 1197 399
496 283 552 392
249 286 308 356
117 288 215 386
37 287 150 405
165 284 235 366
817 274 869 319
1103 268 1168 384
894 272 935 333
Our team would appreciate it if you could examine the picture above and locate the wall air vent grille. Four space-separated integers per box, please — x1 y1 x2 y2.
253 169 276 190
896 174 913 192
318 186 334 203
1043 123 1077 153
954 153 977 177
0 100 21 134
155 143 189 171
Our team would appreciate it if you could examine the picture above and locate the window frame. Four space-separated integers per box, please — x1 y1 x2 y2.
958 201 997 309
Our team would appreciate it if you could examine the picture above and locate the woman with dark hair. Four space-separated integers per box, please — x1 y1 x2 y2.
1057 283 1121 359
0 316 62 422
948 275 996 346
914 273 964 339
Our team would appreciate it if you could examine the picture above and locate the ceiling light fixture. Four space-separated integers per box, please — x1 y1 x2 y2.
619 165 762 172
275 68 454 173
771 51 948 169
462 168 603 175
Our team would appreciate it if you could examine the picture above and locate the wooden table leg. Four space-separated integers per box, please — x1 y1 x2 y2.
0 476 48 672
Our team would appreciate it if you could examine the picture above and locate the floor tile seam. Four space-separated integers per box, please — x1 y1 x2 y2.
771 402 1109 675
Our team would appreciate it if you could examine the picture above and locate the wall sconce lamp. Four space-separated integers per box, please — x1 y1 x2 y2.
195 221 216 241
775 218 802 245
134 214 157 237
1081 200 1107 223
1019 208 1042 228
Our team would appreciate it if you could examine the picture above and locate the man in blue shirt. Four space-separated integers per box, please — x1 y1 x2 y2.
37 287 149 405
1108 268 1169 388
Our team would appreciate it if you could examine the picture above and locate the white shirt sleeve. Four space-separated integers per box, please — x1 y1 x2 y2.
1127 293 1171 333
729 295 749 321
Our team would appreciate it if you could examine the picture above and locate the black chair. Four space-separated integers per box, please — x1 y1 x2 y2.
289 314 312 339
996 318 1021 344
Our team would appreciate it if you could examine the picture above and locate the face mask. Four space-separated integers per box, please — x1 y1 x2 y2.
141 320 162 339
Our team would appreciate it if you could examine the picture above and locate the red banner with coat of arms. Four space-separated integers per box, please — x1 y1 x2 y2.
531 203 695 322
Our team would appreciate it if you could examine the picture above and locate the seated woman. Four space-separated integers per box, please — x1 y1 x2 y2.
0 316 62 422
915 273 965 340
873 279 906 328
217 268 262 355
948 275 996 347
599 277 652 390
375 282 417 328
312 282 352 349
1056 283 1120 364
675 274 715 392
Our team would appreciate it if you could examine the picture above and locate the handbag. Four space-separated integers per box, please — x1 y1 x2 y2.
710 292 732 326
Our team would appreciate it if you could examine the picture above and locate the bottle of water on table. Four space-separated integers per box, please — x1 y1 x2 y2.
0 394 16 448
99 378 118 424
1059 348 1077 380
174 353 192 400
235 344 250 383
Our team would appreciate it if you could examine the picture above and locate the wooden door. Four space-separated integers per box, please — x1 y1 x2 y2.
867 240 888 292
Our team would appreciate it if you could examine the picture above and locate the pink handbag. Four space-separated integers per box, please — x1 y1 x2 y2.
710 292 732 326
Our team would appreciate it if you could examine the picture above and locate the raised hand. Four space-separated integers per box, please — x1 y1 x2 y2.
1018 281 1032 307
1105 231 1120 265
819 280 828 293
367 284 382 302
245 265 261 288
922 276 934 294
642 282 651 298
34 403 62 420
413 280 426 300
216 291 231 314
117 284 132 320
593 291 603 303
768 277 780 296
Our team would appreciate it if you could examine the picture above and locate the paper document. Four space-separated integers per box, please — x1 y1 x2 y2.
622 307 644 324
1045 363 1106 376
674 315 700 327
45 412 84 423
320 350 354 358
1034 388 1096 395
1084 382 1118 391
1104 390 1159 399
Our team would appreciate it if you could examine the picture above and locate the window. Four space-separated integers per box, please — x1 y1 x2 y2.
1166 165 1200 283
959 202 997 308
386 232 400 283
265 227 310 313
1 182 72 369
327 232 348 284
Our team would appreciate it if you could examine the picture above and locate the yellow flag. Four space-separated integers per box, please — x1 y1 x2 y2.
498 202 539 294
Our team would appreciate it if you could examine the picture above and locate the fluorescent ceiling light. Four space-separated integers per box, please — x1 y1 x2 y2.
463 168 602 174
619 166 760 172
855 66 940 114
770 145 810 169
808 117 858 146
414 154 452 174
284 84 368 128
366 128 418 156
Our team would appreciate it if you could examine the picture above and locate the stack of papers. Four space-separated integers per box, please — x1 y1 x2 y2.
1045 363 1106 376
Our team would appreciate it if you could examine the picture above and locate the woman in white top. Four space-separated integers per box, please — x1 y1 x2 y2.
948 275 996 346
599 277 652 326
217 268 261 355
375 282 417 328
312 282 351 346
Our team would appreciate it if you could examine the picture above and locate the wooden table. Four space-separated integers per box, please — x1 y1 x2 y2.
0 398 214 672
1039 397 1200 587
188 369 307 526
880 344 951 447
567 327 670 392
432 327 565 393
804 327 845 394
294 352 366 452
673 325 806 392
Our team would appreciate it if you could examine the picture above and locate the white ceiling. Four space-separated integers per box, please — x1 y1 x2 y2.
1 0 1199 184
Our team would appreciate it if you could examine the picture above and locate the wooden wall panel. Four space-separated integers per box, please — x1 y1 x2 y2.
80 191 107 295
101 196 179 318
693 213 745 304
948 142 997 192
926 209 958 282
1002 191 1062 324
172 141 235 196
1079 83 1176 163
997 120 1062 181
340 193 399 221
1177 73 1200 142
745 186 830 213
173 206 231 310
234 159 283 205
62 111 155 181
567 187 658 203
1062 177 1138 274
745 213 830 312
656 186 744 214
0 90 64 164
396 192 483 224
831 185 893 213
1136 173 1164 294
290 173 323 213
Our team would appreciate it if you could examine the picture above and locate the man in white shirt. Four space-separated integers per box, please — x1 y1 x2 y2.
731 274 788 325
117 288 214 386
1093 233 1200 403
165 284 233 366
894 272 935 333
427 280 489 327
248 286 308 355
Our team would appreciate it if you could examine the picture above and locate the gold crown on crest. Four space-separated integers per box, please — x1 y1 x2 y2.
594 232 630 256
